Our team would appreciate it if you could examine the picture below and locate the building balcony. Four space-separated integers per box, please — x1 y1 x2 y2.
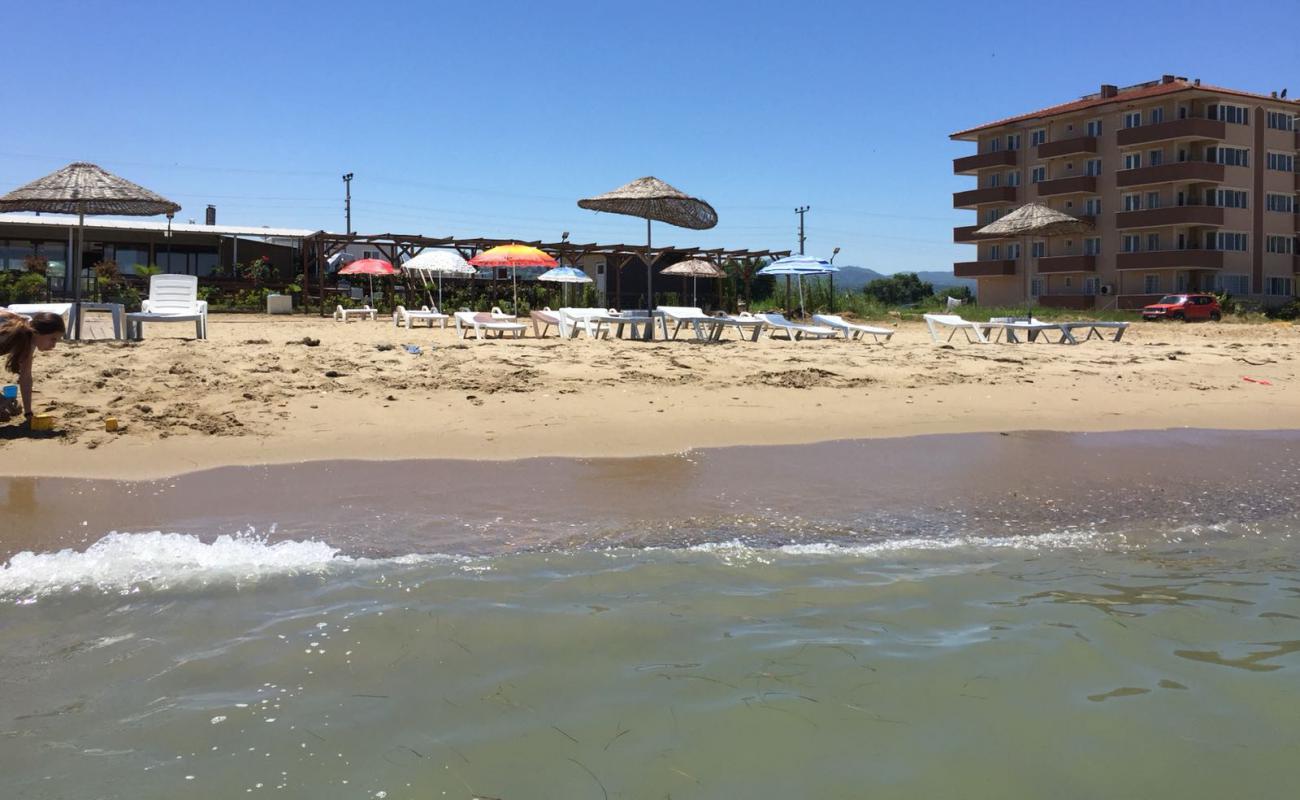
1295 172 1300 192
954 259 1016 277
1115 161 1224 188
953 225 984 243
953 186 1018 208
1295 254 1300 274
1114 205 1225 229
1116 117 1226 147
953 150 1018 174
1037 294 1096 310
1036 254 1096 273
1034 175 1097 197
1036 136 1097 159
1115 249 1224 270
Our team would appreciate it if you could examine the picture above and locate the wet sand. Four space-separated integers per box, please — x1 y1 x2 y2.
0 315 1297 480
6 429 1300 560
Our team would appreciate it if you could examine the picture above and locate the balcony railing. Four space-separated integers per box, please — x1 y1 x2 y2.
953 225 984 243
1036 254 1097 273
953 150 1018 174
1115 205 1225 229
1115 249 1224 270
1116 117 1226 147
953 186 1018 208
1034 175 1098 197
1115 160 1224 188
1036 136 1098 159
953 259 1016 277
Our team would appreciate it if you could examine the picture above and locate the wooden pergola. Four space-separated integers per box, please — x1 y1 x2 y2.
300 231 790 314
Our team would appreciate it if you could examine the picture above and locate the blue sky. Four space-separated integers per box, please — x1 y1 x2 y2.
3 0 1297 271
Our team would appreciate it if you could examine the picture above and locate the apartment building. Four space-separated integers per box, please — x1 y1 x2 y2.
951 75 1300 309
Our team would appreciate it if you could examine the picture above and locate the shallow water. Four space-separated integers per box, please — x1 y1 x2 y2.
3 432 1299 798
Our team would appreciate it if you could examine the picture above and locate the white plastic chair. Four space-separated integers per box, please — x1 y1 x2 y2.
812 314 894 344
125 274 208 340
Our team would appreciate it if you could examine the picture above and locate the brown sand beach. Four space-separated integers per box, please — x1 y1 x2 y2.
0 314 1295 480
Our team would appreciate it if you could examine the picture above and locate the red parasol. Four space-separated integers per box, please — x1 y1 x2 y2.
338 258 398 304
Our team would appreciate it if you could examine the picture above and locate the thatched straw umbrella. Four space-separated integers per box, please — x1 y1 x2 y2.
0 162 180 338
660 258 724 307
578 176 717 337
974 202 1092 321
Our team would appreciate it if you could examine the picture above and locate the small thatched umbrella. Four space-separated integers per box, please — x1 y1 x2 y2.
578 177 717 337
974 203 1092 321
0 162 180 338
660 258 724 307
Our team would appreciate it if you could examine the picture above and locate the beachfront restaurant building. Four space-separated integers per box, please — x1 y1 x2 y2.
0 211 310 295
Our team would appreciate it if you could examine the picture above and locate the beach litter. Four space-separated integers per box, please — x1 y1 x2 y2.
404 345 422 355
1241 376 1273 386
30 413 55 431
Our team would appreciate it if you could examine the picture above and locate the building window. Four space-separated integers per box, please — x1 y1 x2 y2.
1267 111 1295 131
1007 242 1021 259
1207 146 1249 167
1007 133 1021 151
1030 129 1046 146
1265 193 1295 213
1212 273 1250 294
1084 159 1102 176
1007 171 1021 186
989 173 1001 188
1031 241 1045 258
988 208 1002 222
1144 274 1160 294
1148 149 1164 166
1150 107 1164 124
1030 166 1046 183
1084 237 1101 256
1084 277 1100 295
1124 111 1142 129
1123 234 1141 252
1030 278 1042 297
1123 193 1142 211
1146 191 1161 209
1147 233 1161 251
1086 119 1102 137
1266 276 1294 296
1207 188 1248 208
1266 235 1294 254
1207 231 1248 251
1084 197 1102 215
1123 152 1142 170
989 244 1001 259
989 138 1002 152
1208 104 1249 125
1267 152 1295 172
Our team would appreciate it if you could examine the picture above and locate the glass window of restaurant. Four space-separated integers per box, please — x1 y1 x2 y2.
1 240 35 271
36 241 69 291
106 244 151 274
154 246 220 276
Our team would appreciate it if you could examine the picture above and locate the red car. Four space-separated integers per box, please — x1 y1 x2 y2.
1142 293 1221 322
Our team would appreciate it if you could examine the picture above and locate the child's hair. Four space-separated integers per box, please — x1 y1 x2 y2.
0 311 65 374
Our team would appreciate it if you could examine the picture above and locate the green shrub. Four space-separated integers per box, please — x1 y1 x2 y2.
11 272 48 302
863 273 934 305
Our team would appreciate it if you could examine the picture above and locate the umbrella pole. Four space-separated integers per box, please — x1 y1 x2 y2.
513 268 518 315
644 217 654 340
73 208 84 340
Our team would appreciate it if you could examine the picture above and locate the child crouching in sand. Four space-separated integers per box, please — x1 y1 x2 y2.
0 310 65 426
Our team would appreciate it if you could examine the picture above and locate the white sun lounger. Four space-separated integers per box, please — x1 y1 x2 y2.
1058 321 1129 342
812 314 894 344
984 316 1075 344
530 307 564 338
757 313 837 342
334 304 377 322
655 306 721 341
125 274 208 340
923 313 992 344
707 312 766 342
558 307 617 339
392 305 449 329
454 310 526 340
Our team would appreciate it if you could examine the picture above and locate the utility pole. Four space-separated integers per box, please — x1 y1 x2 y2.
795 205 810 255
342 173 354 235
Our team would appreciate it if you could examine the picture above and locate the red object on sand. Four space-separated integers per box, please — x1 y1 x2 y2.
1242 377 1273 386
338 258 397 276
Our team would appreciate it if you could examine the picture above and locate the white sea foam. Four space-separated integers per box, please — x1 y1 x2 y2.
0 532 347 601
686 529 1109 560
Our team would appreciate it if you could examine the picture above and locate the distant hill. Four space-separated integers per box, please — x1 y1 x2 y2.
830 266 976 293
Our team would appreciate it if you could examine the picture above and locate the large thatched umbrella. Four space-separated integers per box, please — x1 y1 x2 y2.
660 258 724 307
975 202 1092 321
578 176 717 337
0 162 181 338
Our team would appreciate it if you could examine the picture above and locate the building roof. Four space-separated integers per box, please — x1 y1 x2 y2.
951 77 1300 139
0 213 320 239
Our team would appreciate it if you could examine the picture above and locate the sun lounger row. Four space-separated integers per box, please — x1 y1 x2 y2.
923 314 1128 344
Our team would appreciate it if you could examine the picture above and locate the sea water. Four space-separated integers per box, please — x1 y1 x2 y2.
2 432 1298 799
